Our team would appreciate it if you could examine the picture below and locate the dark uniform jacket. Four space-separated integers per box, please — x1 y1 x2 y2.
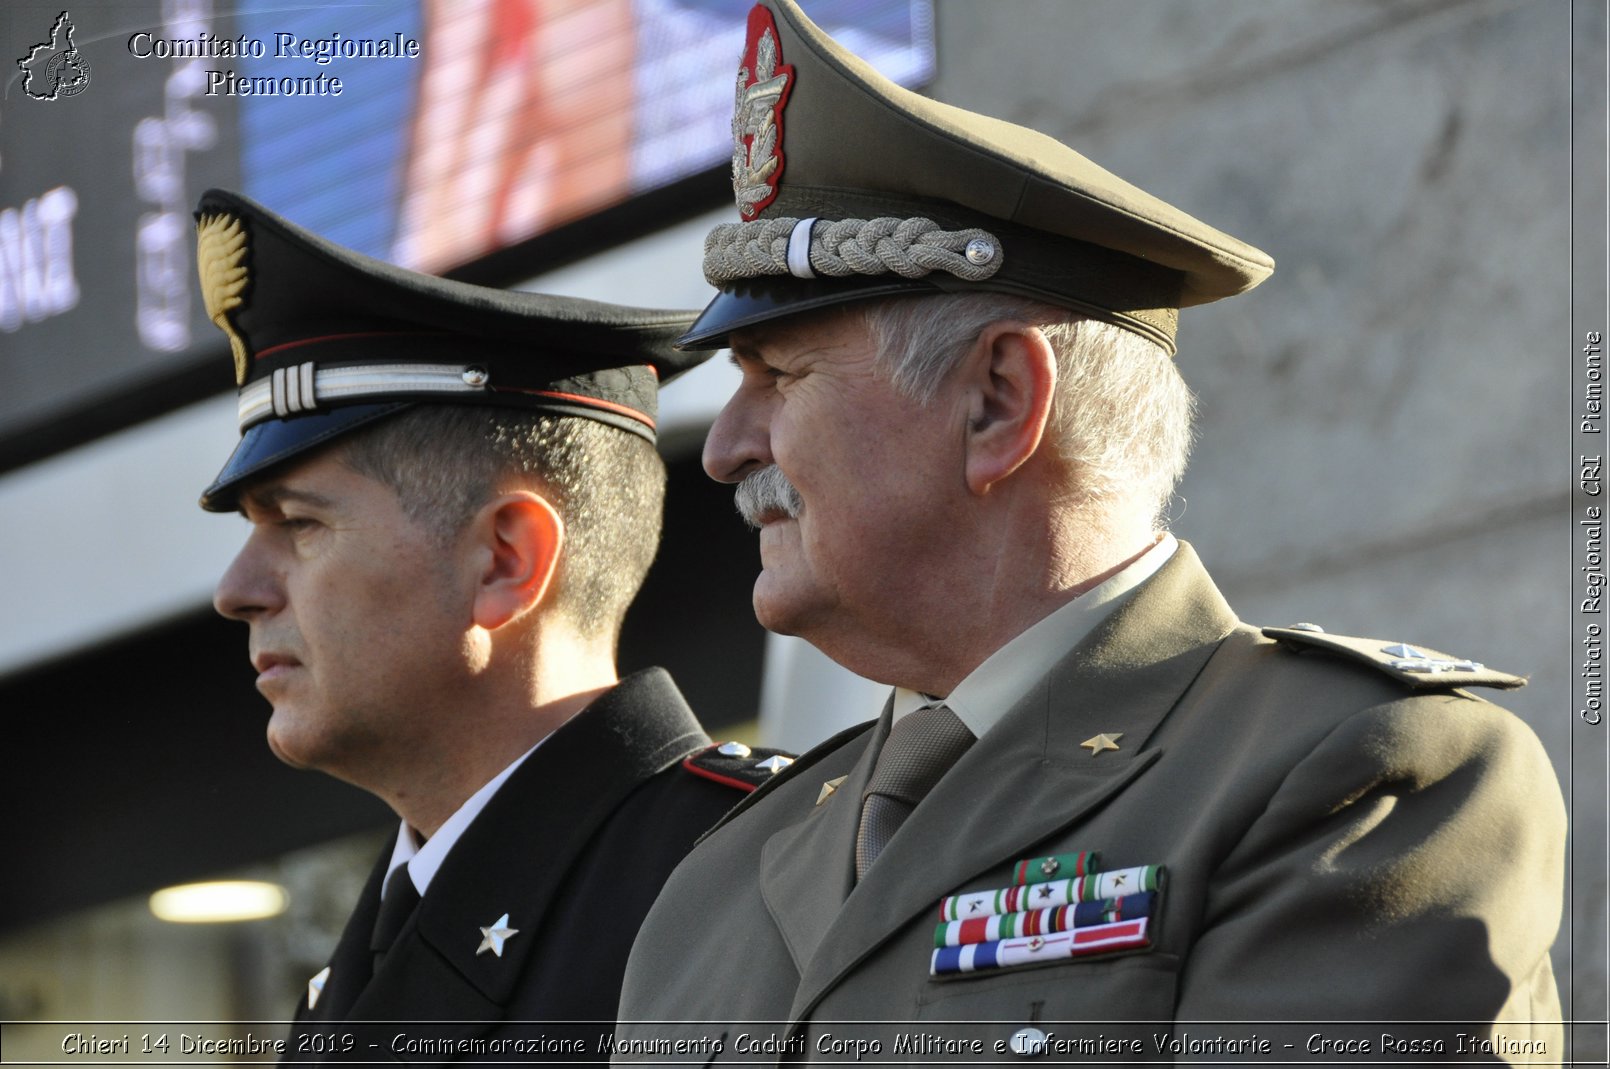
615 545 1565 1064
286 668 749 1066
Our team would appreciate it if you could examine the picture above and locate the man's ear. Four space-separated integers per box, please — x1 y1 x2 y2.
470 492 564 631
961 321 1058 495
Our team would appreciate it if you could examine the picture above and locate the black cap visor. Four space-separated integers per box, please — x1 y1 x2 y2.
676 274 945 350
200 402 411 512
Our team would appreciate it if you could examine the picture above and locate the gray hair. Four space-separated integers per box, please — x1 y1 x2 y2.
860 294 1195 525
337 406 666 642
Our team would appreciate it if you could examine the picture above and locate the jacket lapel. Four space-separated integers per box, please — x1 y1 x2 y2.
759 709 888 973
786 543 1238 1020
344 669 709 1064
290 848 389 1039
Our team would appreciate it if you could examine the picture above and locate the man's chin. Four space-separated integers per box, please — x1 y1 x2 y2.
751 571 818 639
265 719 318 771
753 607 802 638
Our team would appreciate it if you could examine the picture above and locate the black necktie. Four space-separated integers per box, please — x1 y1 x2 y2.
855 704 974 880
370 866 420 973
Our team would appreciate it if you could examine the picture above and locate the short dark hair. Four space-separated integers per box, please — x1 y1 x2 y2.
337 405 666 641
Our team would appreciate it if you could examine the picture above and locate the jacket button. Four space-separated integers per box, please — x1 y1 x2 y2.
1009 1027 1047 1057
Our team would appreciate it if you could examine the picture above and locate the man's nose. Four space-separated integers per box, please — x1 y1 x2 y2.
213 531 282 621
702 391 773 484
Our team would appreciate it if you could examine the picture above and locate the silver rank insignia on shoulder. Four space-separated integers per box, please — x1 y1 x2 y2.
1382 643 1484 673
477 914 519 957
1262 625 1524 690
754 754 793 773
307 966 330 1010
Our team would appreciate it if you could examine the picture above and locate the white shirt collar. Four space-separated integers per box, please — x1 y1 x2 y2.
892 533 1178 737
383 736 547 899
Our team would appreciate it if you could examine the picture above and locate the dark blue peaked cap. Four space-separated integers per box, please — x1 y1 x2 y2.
194 188 704 512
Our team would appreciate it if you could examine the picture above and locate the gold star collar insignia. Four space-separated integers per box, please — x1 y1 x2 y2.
816 775 847 806
1079 732 1123 756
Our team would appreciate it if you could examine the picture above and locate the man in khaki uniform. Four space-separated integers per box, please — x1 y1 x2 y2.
614 0 1565 1062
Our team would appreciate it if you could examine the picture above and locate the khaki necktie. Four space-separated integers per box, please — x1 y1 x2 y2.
855 704 975 880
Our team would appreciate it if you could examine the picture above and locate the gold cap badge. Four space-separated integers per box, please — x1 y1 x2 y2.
196 213 251 385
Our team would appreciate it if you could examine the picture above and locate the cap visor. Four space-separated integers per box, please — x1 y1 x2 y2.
676 275 941 350
200 402 411 512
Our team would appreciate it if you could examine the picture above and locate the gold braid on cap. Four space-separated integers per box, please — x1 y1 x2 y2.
196 213 251 385
704 216 1003 285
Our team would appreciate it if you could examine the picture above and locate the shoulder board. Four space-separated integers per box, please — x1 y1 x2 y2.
1261 626 1526 691
696 720 878 843
682 741 799 794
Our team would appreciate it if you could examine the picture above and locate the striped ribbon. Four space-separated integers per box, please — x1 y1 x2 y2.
939 864 1163 922
930 917 1151 976
934 891 1155 948
1012 852 1097 884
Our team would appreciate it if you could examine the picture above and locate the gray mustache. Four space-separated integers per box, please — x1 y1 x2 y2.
734 465 803 529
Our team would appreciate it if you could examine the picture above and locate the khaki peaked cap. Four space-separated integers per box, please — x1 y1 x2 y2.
682 0 1274 353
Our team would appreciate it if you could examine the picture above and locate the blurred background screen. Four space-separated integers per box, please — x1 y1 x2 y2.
0 0 933 470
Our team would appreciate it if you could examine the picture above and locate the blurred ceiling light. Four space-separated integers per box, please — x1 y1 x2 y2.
149 880 288 923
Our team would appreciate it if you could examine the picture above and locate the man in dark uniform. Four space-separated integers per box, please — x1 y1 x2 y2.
195 189 784 1063
614 1 1565 1061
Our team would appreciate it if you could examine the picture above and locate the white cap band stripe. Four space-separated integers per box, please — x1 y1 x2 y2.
238 363 490 430
786 217 817 278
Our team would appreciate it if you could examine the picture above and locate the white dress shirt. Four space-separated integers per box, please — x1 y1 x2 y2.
381 736 547 900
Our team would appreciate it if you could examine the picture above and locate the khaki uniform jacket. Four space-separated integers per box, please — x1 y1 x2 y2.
285 669 748 1066
615 545 1564 1064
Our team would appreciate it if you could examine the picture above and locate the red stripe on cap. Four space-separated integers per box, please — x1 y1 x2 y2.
497 387 657 430
255 330 452 361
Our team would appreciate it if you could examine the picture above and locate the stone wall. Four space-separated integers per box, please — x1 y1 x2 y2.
926 0 1600 1046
